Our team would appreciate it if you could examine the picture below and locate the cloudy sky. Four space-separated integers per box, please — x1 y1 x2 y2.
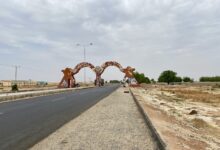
0 0 220 82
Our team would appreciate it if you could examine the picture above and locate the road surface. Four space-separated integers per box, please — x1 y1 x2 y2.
0 85 119 150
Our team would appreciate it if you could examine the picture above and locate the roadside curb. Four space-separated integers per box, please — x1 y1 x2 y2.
0 86 94 103
129 88 167 150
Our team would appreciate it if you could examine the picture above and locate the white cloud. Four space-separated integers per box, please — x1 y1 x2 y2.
0 0 220 82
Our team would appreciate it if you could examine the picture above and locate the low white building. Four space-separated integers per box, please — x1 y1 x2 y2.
0 80 12 87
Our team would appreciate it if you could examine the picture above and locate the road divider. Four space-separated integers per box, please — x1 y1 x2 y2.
0 86 94 103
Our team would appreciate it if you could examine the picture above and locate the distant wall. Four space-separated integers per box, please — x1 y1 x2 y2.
0 80 59 87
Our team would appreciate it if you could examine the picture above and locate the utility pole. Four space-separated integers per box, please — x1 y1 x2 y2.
83 46 86 83
76 43 93 84
14 65 20 84
0 64 20 84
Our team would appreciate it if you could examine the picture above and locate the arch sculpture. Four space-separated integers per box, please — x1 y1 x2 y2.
58 61 136 88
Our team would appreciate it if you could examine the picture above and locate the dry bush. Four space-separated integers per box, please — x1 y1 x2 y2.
191 118 209 129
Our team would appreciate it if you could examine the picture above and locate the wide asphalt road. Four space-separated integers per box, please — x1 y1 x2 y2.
0 84 119 150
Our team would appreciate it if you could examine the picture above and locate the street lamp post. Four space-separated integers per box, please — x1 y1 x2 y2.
76 43 93 84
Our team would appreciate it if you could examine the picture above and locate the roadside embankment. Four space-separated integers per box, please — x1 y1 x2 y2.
130 86 220 150
0 86 94 103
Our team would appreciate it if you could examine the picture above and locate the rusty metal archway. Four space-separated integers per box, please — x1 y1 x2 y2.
58 61 135 88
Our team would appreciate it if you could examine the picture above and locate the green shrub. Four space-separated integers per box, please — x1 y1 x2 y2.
151 78 156 84
182 77 194 82
134 72 151 84
109 80 120 83
12 84 18 92
174 76 182 82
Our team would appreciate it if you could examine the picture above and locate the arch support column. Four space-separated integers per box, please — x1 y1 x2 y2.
95 73 102 86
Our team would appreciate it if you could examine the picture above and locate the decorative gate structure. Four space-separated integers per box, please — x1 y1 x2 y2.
58 61 136 88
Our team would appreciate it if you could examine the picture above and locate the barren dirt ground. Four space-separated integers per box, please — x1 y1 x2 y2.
132 84 220 150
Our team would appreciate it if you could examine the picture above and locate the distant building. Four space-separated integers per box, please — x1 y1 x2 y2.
36 81 48 86
0 80 12 87
0 80 47 87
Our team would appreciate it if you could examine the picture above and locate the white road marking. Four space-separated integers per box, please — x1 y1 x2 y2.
0 112 4 115
78 91 90 95
51 97 65 102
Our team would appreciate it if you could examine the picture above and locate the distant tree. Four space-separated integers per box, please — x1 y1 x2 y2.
110 80 120 83
145 77 151 84
174 76 182 82
183 77 190 82
134 72 151 84
151 78 156 84
158 70 177 84
200 76 220 82
183 77 193 82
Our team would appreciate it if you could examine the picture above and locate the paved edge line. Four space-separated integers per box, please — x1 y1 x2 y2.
129 88 167 150
0 86 94 103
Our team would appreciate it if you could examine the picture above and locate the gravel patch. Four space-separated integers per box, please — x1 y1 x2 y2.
31 87 157 150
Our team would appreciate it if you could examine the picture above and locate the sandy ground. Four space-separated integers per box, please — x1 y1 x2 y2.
30 87 157 150
131 84 220 150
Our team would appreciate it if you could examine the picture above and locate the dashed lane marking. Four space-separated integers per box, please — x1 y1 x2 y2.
51 97 65 102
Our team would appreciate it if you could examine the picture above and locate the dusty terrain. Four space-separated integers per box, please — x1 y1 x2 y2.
31 87 157 150
131 83 220 150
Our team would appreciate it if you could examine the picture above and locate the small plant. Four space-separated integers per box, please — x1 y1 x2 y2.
12 84 18 92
